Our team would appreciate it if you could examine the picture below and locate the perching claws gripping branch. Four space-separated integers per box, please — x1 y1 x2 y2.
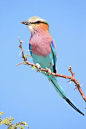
46 67 51 76
36 63 41 72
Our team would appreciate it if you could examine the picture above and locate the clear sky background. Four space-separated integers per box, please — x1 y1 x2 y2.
0 0 86 129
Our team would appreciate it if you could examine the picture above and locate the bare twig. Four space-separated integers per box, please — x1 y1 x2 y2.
17 37 86 102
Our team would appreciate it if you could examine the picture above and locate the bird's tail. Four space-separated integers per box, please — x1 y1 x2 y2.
48 75 84 116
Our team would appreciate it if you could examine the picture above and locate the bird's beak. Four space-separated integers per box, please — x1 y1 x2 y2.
21 21 30 25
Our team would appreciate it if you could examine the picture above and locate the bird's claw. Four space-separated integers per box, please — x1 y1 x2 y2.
36 63 41 72
46 67 51 75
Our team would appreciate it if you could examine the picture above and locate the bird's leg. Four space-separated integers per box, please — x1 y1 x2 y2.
36 63 41 72
46 67 51 76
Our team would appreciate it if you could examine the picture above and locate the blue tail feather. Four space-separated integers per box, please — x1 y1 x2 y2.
48 75 84 116
48 75 67 99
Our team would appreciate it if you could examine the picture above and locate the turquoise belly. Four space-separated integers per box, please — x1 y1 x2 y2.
32 53 54 71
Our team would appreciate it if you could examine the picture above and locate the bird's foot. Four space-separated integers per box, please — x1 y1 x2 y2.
46 67 51 76
36 63 41 72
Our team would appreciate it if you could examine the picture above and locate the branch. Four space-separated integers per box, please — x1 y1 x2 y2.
16 37 86 103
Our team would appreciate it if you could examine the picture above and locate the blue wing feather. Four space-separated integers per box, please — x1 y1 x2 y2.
50 40 57 73
29 43 32 56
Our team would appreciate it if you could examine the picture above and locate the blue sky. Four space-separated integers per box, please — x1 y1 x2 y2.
0 0 86 128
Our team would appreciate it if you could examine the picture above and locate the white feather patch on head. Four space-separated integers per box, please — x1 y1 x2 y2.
28 16 46 23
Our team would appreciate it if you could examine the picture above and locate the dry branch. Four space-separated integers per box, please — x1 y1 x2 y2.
16 37 86 103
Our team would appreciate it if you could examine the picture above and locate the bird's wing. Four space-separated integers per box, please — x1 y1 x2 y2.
29 43 32 56
50 39 57 73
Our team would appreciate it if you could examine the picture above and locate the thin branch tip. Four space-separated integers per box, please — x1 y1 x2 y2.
68 66 72 71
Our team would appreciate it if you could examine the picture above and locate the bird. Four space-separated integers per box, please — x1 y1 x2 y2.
21 16 84 116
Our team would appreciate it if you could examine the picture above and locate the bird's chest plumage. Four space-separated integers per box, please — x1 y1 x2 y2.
32 43 50 57
29 31 52 57
29 31 54 70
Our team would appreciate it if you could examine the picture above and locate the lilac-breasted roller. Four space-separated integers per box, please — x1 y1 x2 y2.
21 16 84 116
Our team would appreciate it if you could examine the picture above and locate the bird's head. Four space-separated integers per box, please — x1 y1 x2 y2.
21 16 49 35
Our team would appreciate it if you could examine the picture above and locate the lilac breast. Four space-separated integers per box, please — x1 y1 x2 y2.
29 31 53 57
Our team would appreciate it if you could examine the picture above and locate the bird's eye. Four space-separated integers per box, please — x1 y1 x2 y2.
36 21 41 24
